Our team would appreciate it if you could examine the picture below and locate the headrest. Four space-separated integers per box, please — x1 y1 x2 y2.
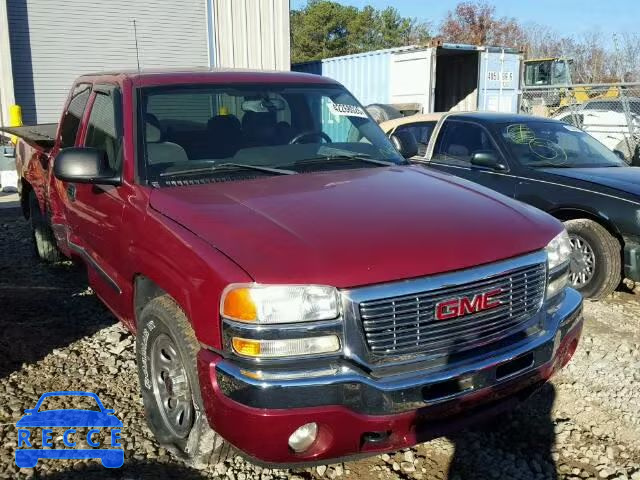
447 144 469 157
242 111 276 130
208 115 241 131
146 122 161 143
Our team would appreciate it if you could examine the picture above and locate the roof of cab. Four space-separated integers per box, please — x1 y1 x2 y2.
379 113 445 132
76 68 340 87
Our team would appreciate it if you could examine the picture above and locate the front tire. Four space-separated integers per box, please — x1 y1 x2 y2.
136 296 233 468
29 191 62 263
564 219 621 300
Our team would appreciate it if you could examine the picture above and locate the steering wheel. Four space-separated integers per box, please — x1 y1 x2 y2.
289 131 332 144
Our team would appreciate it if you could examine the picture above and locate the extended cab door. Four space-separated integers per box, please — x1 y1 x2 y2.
427 119 517 198
65 85 126 310
47 83 92 232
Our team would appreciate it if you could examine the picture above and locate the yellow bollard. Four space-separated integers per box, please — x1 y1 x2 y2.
8 104 22 144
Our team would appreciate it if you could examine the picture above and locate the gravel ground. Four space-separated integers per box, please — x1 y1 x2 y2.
0 209 639 480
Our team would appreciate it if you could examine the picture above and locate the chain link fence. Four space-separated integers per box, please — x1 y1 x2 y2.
520 83 640 165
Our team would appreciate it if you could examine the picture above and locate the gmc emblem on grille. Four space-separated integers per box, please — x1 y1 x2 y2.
435 289 503 321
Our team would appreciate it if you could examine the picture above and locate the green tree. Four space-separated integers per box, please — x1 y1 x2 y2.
291 1 431 63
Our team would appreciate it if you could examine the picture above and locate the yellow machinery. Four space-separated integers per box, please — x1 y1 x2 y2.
523 57 621 115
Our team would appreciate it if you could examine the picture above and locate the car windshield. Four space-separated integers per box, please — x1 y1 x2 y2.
37 395 100 412
138 83 404 186
498 121 626 168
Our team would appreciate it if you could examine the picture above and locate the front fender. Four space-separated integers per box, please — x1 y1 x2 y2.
129 211 253 349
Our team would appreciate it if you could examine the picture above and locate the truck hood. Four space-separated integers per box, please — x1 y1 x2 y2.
539 167 640 197
150 166 561 288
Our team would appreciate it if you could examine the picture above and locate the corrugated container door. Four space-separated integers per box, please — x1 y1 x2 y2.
389 48 435 113
477 49 522 113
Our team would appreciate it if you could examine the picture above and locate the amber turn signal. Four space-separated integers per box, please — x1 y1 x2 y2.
231 338 262 356
223 288 257 322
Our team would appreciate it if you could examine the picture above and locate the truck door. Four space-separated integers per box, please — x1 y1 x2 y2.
65 85 126 311
428 120 517 198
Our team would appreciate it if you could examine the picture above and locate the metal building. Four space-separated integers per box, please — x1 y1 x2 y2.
0 0 290 125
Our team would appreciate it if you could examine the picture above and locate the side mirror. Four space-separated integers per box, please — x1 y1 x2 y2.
389 130 419 159
54 147 120 185
24 408 36 414
471 151 506 171
103 408 115 415
613 150 626 161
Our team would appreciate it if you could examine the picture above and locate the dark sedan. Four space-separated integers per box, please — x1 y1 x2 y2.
413 112 640 299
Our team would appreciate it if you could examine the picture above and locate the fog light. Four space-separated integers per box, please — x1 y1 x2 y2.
288 422 318 453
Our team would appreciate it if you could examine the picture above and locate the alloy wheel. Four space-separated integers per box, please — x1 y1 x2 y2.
568 234 596 288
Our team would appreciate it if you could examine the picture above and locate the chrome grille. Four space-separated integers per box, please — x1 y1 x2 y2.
359 262 546 356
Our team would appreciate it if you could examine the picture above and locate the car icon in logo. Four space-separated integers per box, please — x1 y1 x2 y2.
15 391 124 468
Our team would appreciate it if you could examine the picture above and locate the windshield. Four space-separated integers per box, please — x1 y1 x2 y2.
498 121 626 168
138 84 404 186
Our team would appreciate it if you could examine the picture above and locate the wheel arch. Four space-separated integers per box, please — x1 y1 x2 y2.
132 274 194 335
548 207 623 245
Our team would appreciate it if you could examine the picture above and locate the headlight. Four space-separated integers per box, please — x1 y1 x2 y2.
221 284 339 324
545 230 572 299
545 230 572 271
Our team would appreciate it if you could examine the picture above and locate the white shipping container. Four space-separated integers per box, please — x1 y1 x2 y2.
293 43 523 114
389 44 522 114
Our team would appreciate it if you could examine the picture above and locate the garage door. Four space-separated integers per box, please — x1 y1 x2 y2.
7 0 210 124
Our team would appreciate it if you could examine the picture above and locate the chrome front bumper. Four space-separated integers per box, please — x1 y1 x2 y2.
215 288 583 415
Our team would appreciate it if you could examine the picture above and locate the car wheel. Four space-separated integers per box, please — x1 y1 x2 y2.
365 103 402 124
29 191 62 263
564 219 621 300
136 296 233 468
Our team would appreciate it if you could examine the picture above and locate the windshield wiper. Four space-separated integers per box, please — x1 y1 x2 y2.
293 154 396 167
160 162 296 178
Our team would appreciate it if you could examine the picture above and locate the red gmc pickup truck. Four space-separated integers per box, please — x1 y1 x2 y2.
7 70 583 466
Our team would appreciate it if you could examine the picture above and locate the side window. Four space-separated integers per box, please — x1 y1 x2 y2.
395 122 436 157
60 84 91 148
433 121 499 167
84 88 123 171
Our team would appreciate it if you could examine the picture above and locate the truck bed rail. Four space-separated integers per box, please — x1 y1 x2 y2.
0 123 58 150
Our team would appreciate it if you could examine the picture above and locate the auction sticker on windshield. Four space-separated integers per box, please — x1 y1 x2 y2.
15 391 124 469
328 101 368 118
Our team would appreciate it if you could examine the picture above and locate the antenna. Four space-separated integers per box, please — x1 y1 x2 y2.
133 19 141 73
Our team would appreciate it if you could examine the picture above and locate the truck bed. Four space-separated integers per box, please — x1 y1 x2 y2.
0 123 58 150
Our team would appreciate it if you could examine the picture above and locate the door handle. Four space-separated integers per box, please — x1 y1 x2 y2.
67 184 77 202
